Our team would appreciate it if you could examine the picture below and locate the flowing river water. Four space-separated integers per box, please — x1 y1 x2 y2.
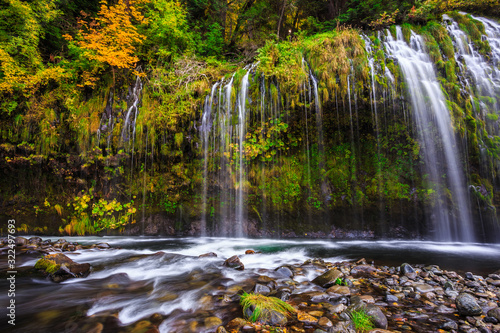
1 237 500 332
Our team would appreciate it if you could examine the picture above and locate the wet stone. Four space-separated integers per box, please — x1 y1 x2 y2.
275 266 294 278
297 311 319 325
350 264 378 277
199 252 217 258
484 316 499 324
365 304 388 329
401 263 417 280
204 317 223 329
318 317 333 328
385 294 399 303
456 293 483 316
223 255 244 270
326 285 350 296
312 269 343 288
436 304 456 313
254 283 271 295
487 308 500 322
414 283 435 293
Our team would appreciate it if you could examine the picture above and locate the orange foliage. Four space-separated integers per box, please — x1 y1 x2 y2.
74 0 148 76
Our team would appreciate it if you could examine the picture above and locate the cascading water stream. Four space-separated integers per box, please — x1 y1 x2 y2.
445 15 500 110
121 76 143 145
201 83 219 236
235 65 255 236
385 27 474 242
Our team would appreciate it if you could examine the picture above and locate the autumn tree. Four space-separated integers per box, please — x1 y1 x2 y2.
67 0 148 86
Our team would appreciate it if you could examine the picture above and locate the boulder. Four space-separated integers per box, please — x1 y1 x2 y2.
312 269 343 288
223 255 244 270
199 252 217 258
35 253 91 282
456 293 482 316
15 237 28 247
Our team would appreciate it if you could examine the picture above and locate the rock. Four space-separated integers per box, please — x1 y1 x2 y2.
204 317 222 329
385 294 399 303
199 252 217 258
359 295 375 304
95 243 110 249
257 275 275 284
223 255 244 270
350 265 378 277
254 283 271 295
15 237 28 246
486 279 500 287
34 253 91 282
84 322 104 333
365 304 388 329
216 326 228 333
487 308 500 322
318 317 333 328
226 318 246 331
327 285 350 296
245 250 255 254
484 316 498 324
312 269 343 288
330 304 347 313
28 237 42 245
456 293 483 316
414 283 435 293
297 310 319 325
436 305 455 314
130 320 158 333
330 321 355 333
309 311 324 317
275 266 294 278
401 263 417 280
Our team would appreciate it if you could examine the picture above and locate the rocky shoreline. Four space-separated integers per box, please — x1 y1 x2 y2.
1 237 500 333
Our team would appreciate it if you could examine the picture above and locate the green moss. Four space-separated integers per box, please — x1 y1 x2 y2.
35 258 61 274
486 113 499 122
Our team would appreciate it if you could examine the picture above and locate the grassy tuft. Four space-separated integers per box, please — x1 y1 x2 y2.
35 258 61 274
240 292 296 323
349 309 375 332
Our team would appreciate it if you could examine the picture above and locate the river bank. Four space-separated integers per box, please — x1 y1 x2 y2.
1 237 500 332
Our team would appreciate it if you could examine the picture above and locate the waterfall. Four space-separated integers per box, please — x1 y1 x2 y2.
445 15 500 110
235 65 255 236
199 65 257 236
121 76 143 145
385 27 474 242
196 14 500 241
201 83 219 236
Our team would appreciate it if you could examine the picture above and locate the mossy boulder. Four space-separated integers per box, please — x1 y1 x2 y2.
35 253 91 282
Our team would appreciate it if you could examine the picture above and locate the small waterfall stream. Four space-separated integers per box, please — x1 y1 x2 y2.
385 27 474 242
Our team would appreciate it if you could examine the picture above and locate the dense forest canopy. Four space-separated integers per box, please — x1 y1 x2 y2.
1 0 500 238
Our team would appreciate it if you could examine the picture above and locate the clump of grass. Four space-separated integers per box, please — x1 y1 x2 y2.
34 257 61 274
349 309 374 332
240 292 296 323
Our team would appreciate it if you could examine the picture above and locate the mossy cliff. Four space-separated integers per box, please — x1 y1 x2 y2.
1 6 500 241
